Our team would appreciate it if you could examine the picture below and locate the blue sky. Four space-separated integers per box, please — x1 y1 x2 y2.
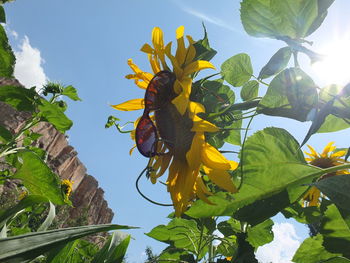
4 1 350 262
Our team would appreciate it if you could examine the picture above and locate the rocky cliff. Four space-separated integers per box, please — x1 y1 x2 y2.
0 78 114 227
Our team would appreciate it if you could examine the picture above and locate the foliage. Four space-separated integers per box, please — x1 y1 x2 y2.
2 0 350 262
0 3 132 262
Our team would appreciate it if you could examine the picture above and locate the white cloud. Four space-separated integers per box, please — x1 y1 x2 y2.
181 7 239 33
256 223 301 263
14 36 47 90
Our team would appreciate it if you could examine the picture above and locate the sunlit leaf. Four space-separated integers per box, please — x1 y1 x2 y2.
38 98 73 133
13 151 66 205
258 47 292 79
240 0 328 39
246 219 274 248
240 80 259 101
221 53 253 87
91 231 130 263
0 85 37 112
258 68 318 121
306 0 336 36
292 234 341 263
0 24 15 77
0 224 135 262
62 85 82 101
146 218 208 259
187 128 321 218
318 114 350 133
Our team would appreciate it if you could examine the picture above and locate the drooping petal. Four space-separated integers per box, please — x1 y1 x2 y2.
140 43 154 54
195 177 214 205
148 54 161 74
183 60 215 76
203 166 237 193
129 144 136 155
191 119 219 133
135 79 148 90
186 132 205 170
331 150 346 158
111 98 144 111
306 145 318 158
202 143 233 170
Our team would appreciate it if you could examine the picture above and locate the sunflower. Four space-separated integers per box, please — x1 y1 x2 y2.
61 179 74 201
303 142 348 206
112 26 238 216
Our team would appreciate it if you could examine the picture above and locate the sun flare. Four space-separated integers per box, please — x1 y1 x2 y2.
312 39 350 86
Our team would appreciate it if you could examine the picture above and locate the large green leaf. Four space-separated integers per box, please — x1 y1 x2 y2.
193 24 217 62
282 202 322 224
187 128 321 218
0 195 49 229
320 204 350 258
312 175 350 211
91 231 130 263
0 86 37 112
292 234 341 263
62 85 81 101
258 47 292 79
0 24 15 78
158 246 195 262
240 80 259 101
13 151 65 205
240 0 328 39
0 224 134 262
246 219 274 249
306 0 336 36
146 218 208 259
38 98 73 133
221 53 253 87
318 114 350 133
258 68 318 121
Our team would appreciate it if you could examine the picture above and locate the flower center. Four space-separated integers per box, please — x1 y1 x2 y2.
311 157 336 178
155 102 194 161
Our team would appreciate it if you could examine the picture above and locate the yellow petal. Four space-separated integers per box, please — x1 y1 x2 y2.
148 54 161 74
152 27 164 52
129 144 136 155
321 142 335 157
140 43 154 54
192 119 219 132
203 166 237 193
186 133 205 170
195 177 215 205
175 26 186 66
202 143 232 170
172 92 189 116
331 150 346 158
111 98 144 111
306 145 318 157
183 60 215 76
135 79 148 90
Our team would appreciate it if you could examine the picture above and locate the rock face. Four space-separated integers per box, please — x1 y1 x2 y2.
0 78 114 227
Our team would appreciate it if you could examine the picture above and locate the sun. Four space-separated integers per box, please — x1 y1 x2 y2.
312 38 350 86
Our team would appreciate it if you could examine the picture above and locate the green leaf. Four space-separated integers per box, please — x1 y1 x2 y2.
320 204 350 257
0 125 12 143
217 218 241 237
221 53 253 87
187 128 321 218
38 98 73 133
193 24 217 62
0 195 49 229
282 202 322 224
312 175 350 211
46 240 79 263
323 257 350 263
258 47 292 79
0 224 134 262
146 218 208 259
0 5 5 23
258 68 318 121
0 223 7 238
246 219 274 249
292 234 341 263
91 231 130 263
240 0 321 39
0 85 37 112
13 151 66 205
235 232 258 263
0 24 15 77
318 114 350 133
240 80 259 101
37 201 55 232
306 0 335 36
158 246 196 262
61 85 81 101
